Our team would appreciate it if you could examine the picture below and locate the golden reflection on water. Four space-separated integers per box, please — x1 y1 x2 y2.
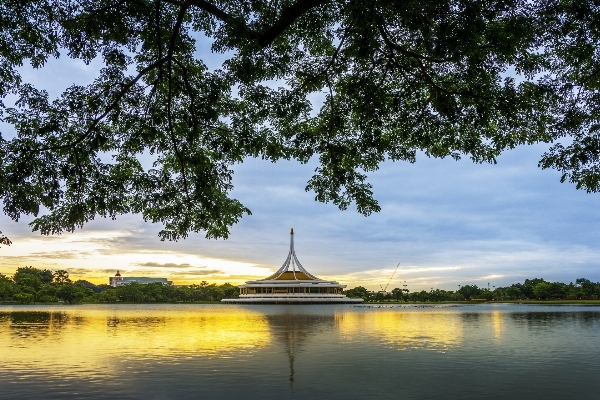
492 310 504 342
0 305 480 381
0 306 271 377
336 310 463 351
2 305 600 398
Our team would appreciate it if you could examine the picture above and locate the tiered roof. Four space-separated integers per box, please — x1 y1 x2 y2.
261 228 321 281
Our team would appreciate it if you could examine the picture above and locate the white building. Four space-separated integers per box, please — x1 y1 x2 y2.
222 229 363 304
109 271 173 287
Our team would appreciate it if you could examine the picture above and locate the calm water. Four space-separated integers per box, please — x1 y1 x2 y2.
0 303 598 399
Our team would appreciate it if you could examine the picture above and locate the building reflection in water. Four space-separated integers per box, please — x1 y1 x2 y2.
1 304 600 400
1 307 467 365
3 305 560 385
2 305 600 399
264 311 337 386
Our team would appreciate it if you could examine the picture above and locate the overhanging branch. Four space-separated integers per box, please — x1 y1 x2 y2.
26 56 171 154
257 0 329 47
163 0 329 47
378 24 457 64
0 231 11 247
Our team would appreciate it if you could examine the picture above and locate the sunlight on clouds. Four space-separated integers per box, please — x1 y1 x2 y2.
327 265 468 290
0 229 272 285
475 274 506 281
401 266 466 273
2 214 600 290
113 253 272 284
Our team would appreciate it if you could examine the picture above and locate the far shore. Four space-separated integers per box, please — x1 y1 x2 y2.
362 300 600 305
3 299 600 306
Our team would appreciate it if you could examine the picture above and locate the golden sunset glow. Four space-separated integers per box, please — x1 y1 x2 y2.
0 217 505 291
491 310 504 342
335 309 464 351
0 305 473 377
0 230 273 285
0 306 271 377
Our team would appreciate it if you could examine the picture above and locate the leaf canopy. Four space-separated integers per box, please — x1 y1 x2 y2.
0 0 598 240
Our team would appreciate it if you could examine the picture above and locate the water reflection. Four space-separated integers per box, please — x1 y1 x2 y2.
509 311 600 331
0 306 272 378
492 311 504 342
265 311 339 386
336 310 463 351
8 311 70 341
1 305 600 400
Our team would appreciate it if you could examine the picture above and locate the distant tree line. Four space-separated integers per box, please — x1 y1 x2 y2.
346 278 600 302
0 266 93 304
2 266 599 304
94 281 239 303
0 267 239 303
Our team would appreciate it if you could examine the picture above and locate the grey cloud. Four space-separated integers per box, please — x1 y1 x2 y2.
28 251 93 259
113 269 224 277
68 268 104 275
180 269 225 276
0 255 35 262
134 262 195 269
3 127 600 292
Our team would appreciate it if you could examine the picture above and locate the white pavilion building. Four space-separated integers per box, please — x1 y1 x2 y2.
222 229 363 304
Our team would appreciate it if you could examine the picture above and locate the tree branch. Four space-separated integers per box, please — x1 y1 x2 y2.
378 24 456 64
185 0 260 39
257 0 329 47
172 58 200 139
0 231 11 247
166 3 193 204
299 30 346 92
27 56 171 154
163 0 328 47
156 0 164 80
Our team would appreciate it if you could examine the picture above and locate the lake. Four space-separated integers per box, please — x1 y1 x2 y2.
0 303 598 399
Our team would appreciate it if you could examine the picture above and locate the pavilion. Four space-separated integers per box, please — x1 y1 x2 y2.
222 228 363 304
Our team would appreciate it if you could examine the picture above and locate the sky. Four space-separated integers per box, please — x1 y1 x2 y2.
2 35 600 291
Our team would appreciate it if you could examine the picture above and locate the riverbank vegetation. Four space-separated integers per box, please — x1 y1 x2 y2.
346 278 600 302
0 267 239 304
2 267 600 304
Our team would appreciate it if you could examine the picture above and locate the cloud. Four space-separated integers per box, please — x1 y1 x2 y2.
70 268 115 275
180 269 226 276
474 274 506 281
28 251 94 259
3 123 600 291
134 262 197 269
102 269 225 278
130 263 225 276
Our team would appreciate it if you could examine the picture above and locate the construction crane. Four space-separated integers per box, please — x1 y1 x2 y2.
379 263 400 293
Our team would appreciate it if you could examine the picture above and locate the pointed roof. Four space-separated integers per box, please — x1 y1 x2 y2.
262 228 320 281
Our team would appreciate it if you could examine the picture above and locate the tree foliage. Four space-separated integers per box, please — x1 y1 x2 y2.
0 231 11 247
1 266 599 303
1 0 599 240
349 277 600 302
53 270 72 284
345 285 369 301
0 266 91 302
98 281 239 302
0 266 239 303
